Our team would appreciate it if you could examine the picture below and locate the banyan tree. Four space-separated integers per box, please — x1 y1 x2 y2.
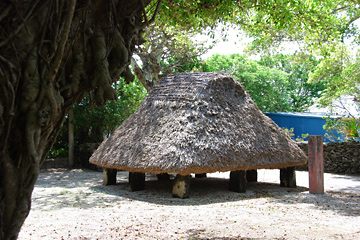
0 0 158 238
90 72 307 198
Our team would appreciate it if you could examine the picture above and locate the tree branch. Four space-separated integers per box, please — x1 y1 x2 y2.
0 5 11 22
140 0 148 23
148 0 161 24
0 63 16 144
136 0 162 30
348 14 360 27
12 1 32 37
331 5 350 14
161 56 193 73
0 0 41 48
46 0 76 84
131 56 151 91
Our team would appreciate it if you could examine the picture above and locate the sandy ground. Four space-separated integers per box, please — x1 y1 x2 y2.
18 169 360 240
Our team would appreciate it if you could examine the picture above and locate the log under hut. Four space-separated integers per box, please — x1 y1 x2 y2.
90 72 307 198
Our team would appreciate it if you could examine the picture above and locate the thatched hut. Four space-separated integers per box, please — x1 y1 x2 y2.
90 72 307 197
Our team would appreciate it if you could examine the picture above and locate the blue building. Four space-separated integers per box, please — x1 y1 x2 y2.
266 112 341 142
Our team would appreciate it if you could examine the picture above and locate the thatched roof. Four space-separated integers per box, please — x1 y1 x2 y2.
90 72 307 175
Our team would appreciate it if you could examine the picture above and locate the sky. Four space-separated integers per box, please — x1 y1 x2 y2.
201 30 250 58
198 27 300 59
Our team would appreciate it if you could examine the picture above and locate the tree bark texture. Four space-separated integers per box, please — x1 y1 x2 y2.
0 1 156 239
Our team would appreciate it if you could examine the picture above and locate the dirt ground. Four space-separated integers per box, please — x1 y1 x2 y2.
19 169 360 240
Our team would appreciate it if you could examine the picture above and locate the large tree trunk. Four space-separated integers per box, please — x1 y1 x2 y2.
0 1 157 239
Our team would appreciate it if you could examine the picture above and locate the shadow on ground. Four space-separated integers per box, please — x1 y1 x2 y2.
268 190 360 217
32 168 360 218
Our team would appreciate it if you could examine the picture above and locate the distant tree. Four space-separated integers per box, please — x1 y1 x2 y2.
131 20 213 91
258 54 325 111
73 77 146 142
309 45 360 107
204 53 324 112
204 54 290 112
51 77 146 162
310 46 360 143
243 0 360 112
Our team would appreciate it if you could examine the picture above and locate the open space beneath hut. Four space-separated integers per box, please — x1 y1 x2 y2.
103 167 299 198
19 168 360 239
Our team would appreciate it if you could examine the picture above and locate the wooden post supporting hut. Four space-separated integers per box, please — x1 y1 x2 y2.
229 170 246 193
195 173 207 178
129 172 145 191
156 173 170 180
103 168 117 185
280 167 296 188
246 170 257 182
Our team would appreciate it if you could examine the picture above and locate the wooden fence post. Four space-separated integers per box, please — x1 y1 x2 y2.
308 135 324 194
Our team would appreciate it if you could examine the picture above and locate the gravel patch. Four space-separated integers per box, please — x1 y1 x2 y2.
19 169 360 239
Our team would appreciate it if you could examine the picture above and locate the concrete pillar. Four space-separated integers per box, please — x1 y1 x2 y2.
229 170 246 193
172 174 191 198
195 173 207 178
280 167 296 188
246 170 257 182
308 135 324 194
129 172 145 191
157 173 170 180
103 168 117 185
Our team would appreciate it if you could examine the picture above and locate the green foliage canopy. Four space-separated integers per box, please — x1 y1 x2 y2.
309 45 360 107
203 53 324 112
158 0 357 48
51 77 146 158
156 0 359 112
131 17 213 91
73 78 146 144
324 116 360 142
259 54 326 111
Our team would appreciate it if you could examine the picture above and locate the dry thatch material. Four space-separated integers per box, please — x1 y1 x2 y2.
90 72 307 175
